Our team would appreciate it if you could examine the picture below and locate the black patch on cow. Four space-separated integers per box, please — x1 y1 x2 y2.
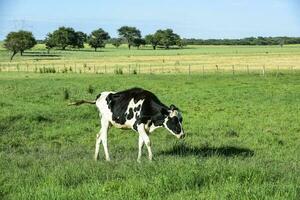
166 116 181 134
133 121 138 131
127 108 134 120
95 93 102 100
134 105 141 112
170 104 179 111
151 114 166 127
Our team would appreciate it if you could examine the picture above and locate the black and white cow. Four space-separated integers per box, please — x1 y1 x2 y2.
70 87 184 162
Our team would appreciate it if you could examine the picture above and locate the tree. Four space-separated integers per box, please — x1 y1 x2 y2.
145 34 160 50
88 28 110 51
45 33 56 53
279 38 284 48
51 27 77 50
176 38 186 48
111 38 122 48
4 30 36 61
118 26 141 49
71 31 87 48
155 29 181 49
132 38 146 49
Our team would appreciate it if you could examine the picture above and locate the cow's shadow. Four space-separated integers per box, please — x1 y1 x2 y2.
159 143 254 158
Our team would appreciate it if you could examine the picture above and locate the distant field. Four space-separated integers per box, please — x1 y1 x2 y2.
0 44 300 73
0 72 299 199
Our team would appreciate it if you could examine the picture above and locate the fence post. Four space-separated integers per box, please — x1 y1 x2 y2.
202 65 204 77
149 64 151 74
128 64 131 74
188 64 191 75
216 65 218 74
262 65 265 76
232 65 235 75
139 65 141 74
293 66 295 74
247 65 249 74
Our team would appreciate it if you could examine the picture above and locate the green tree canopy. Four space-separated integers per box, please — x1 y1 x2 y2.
132 38 146 49
4 30 36 60
45 33 56 53
110 38 122 48
155 29 181 49
145 34 160 50
50 27 77 50
88 28 110 51
72 31 87 49
118 26 141 49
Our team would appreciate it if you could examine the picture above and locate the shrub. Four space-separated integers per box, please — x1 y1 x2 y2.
87 85 94 94
62 67 68 73
63 88 70 100
39 67 56 73
114 68 123 75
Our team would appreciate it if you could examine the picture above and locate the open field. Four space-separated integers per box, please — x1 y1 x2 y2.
1 44 300 73
0 72 299 199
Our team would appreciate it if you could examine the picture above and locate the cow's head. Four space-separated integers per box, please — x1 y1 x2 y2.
162 105 185 139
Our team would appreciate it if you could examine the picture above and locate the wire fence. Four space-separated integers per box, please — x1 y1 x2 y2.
0 62 299 75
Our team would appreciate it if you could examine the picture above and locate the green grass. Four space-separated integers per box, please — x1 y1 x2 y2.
0 72 299 199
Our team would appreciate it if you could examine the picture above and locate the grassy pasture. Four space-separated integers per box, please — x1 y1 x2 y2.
0 72 299 199
1 44 300 73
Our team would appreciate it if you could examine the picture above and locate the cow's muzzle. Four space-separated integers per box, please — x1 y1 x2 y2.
179 134 185 139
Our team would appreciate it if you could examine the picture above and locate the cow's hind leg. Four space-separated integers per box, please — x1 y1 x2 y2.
94 130 102 160
94 118 110 161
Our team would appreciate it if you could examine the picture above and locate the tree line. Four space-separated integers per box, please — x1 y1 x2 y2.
4 26 184 60
183 37 300 46
3 26 300 60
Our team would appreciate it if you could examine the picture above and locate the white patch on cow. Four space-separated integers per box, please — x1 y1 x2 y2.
124 99 144 129
96 91 115 122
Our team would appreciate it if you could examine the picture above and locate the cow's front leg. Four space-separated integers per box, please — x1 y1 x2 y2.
137 134 144 162
137 124 152 161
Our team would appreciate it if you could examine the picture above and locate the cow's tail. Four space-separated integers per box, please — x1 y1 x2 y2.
68 99 96 106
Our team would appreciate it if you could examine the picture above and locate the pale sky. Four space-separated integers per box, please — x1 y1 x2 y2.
0 0 299 40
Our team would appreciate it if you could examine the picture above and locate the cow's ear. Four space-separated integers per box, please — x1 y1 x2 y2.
161 107 169 116
169 104 178 111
